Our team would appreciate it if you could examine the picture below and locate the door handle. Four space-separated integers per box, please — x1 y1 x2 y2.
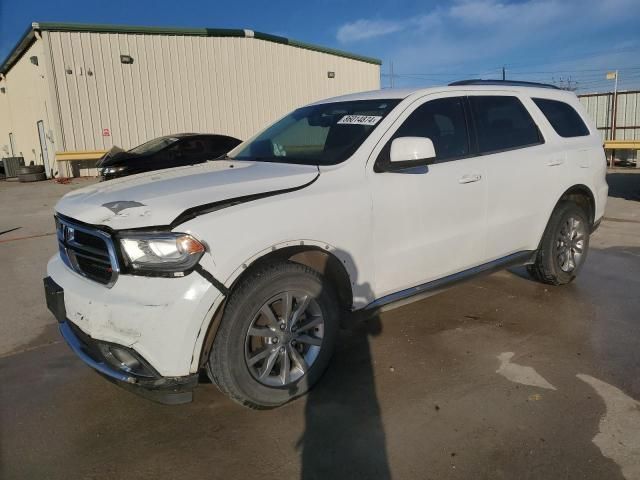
458 174 482 184
546 159 564 166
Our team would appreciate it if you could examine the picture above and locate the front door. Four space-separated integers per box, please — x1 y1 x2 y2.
368 95 488 299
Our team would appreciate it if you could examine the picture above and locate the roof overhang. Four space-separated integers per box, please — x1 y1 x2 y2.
0 21 381 76
0 22 40 76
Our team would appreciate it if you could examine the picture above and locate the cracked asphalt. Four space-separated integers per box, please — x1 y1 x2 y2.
1 171 639 479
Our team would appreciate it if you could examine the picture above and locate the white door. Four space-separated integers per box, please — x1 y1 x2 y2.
467 93 567 260
37 120 54 178
368 95 488 299
9 133 16 156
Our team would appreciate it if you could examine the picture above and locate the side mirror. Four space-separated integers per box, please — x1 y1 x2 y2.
387 137 436 171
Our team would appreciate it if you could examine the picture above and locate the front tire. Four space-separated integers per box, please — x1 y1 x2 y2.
527 201 590 285
207 261 339 409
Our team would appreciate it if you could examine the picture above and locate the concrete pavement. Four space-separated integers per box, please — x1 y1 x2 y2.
1 172 639 479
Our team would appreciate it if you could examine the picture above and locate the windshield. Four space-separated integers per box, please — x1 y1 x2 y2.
228 100 400 165
129 136 180 155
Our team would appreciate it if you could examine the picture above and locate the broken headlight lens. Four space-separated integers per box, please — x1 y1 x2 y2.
119 233 205 274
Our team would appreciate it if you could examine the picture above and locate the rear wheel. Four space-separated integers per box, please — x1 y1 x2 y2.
527 201 590 285
207 261 339 408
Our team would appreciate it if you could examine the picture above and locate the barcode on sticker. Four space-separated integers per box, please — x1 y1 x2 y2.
337 115 382 126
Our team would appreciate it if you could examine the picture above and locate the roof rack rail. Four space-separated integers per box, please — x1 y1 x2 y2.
448 79 560 90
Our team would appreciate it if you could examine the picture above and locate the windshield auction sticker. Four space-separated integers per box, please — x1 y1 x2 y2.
337 115 382 126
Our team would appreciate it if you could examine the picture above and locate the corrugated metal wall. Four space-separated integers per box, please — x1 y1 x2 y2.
579 91 640 141
616 92 640 141
44 31 380 153
580 90 640 164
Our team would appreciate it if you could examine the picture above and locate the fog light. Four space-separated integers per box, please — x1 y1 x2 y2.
98 343 156 378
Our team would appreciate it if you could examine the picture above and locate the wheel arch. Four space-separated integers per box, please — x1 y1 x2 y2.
533 183 596 252
196 244 355 368
557 184 596 225
228 245 355 310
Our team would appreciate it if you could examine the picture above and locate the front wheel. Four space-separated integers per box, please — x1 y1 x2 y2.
527 201 590 285
207 261 339 408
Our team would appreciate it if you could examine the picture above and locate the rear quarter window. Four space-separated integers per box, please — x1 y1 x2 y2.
532 98 590 138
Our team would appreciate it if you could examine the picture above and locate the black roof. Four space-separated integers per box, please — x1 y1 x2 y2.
449 79 559 90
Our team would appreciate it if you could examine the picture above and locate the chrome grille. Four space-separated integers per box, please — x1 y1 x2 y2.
56 216 119 287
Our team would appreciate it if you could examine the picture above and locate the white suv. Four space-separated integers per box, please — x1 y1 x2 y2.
44 80 608 407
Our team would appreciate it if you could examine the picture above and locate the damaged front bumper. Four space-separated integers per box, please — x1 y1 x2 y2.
59 318 198 404
44 250 225 404
45 275 199 404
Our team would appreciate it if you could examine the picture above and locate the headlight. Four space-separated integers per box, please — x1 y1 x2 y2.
102 166 127 175
119 233 205 275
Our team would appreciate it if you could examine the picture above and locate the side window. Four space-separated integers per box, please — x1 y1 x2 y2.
469 96 542 153
532 98 590 138
202 137 242 158
384 97 469 164
170 138 206 157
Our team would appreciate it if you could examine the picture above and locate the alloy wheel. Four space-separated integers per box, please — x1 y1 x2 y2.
244 291 324 387
556 215 586 272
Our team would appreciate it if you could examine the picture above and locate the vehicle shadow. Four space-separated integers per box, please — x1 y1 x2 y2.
606 172 640 201
298 251 391 480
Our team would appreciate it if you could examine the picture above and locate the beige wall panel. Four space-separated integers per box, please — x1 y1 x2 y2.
0 81 11 156
0 40 58 175
48 31 379 154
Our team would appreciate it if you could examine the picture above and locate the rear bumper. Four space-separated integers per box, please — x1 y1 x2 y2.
59 319 198 404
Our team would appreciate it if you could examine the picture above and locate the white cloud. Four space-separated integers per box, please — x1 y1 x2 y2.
336 19 404 43
336 0 637 45
335 0 640 92
448 0 568 25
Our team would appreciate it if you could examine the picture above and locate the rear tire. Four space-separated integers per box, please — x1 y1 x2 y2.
207 261 340 409
17 165 45 175
17 172 47 182
527 201 590 285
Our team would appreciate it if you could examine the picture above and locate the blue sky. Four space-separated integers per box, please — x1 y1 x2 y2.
1 0 639 92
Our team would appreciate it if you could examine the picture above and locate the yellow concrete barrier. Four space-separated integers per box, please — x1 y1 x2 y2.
56 150 107 161
604 140 640 150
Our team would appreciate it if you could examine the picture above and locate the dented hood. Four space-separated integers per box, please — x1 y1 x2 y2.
55 160 319 230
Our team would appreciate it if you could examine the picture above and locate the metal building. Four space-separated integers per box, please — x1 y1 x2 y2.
0 22 381 177
579 90 640 166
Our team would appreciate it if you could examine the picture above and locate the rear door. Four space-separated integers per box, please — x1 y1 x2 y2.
468 93 567 260
368 94 488 298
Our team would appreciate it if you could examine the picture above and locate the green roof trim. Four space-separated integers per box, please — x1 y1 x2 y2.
35 22 248 38
252 31 381 65
0 22 381 75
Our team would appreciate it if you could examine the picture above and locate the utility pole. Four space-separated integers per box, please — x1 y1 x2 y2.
502 66 506 81
607 70 619 168
612 69 619 141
